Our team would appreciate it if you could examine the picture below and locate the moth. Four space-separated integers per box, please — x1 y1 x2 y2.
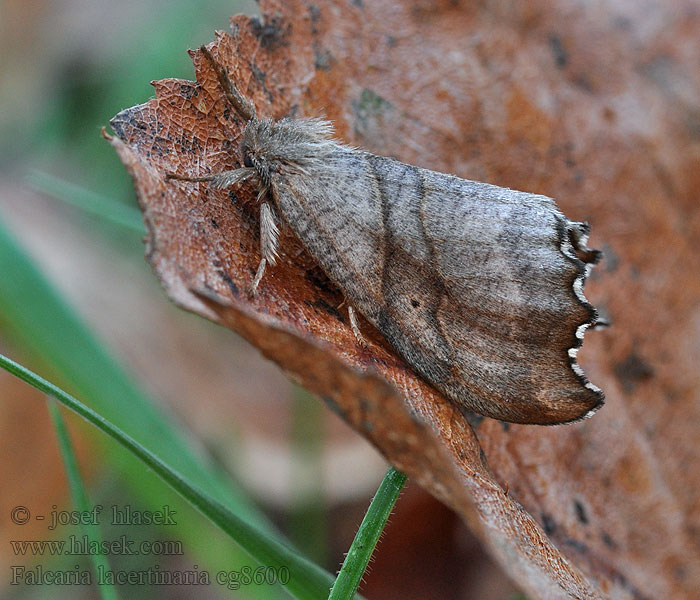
168 45 605 425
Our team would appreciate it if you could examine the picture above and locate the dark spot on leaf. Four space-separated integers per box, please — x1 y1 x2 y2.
309 4 321 23
411 299 420 308
218 270 239 298
249 16 290 50
574 499 589 524
573 75 594 93
614 352 654 393
563 537 589 553
322 395 345 419
541 512 557 535
179 84 196 99
601 532 617 549
549 34 568 68
250 64 274 102
313 43 333 71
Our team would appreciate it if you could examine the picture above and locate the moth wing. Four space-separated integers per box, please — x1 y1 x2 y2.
271 149 603 424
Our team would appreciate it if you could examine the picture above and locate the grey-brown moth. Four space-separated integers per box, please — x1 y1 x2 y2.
168 46 605 425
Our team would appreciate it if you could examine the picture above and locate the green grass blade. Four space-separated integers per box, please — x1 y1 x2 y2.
0 215 283 597
26 170 145 233
327 466 407 600
2 353 339 600
47 398 118 600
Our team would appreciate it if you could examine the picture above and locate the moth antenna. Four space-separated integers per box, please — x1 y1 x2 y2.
165 172 216 183
199 45 257 122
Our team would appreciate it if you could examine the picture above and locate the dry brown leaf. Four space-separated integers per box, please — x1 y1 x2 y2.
107 1 700 598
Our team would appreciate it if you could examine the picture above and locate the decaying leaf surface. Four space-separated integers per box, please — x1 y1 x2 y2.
108 1 700 598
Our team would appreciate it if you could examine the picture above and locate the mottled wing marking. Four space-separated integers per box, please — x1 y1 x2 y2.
417 169 600 422
366 156 455 386
272 149 602 424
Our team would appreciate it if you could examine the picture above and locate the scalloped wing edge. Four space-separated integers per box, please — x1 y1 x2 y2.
557 218 605 422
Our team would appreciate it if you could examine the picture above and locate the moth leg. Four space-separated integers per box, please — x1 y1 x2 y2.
348 305 368 348
250 260 267 297
250 201 280 296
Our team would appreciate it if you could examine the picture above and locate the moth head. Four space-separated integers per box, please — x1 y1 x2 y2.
238 120 272 186
241 117 336 179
